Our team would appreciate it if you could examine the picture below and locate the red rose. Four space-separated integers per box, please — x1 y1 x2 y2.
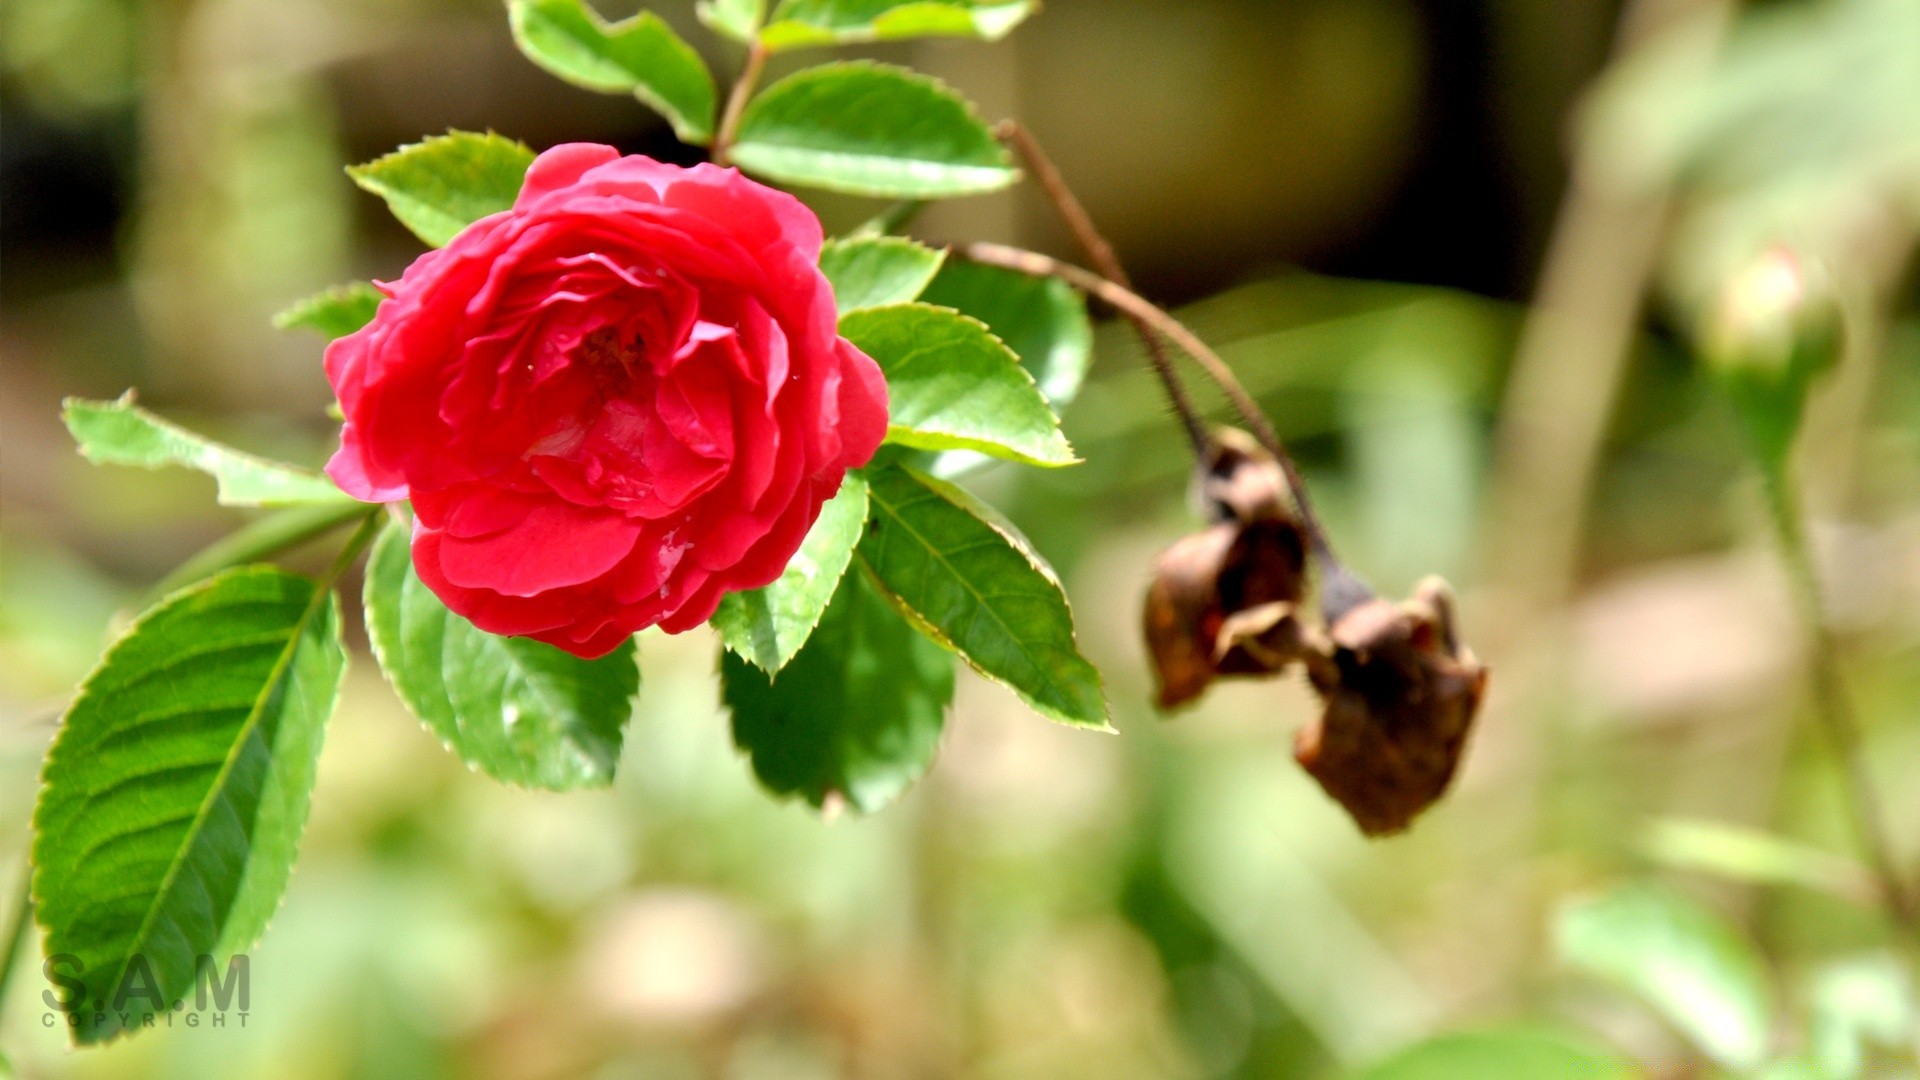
325 144 889 658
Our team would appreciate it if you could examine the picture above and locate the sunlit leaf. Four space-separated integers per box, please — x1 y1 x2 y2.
697 0 766 40
760 0 1034 50
348 131 534 248
272 282 382 339
919 258 1092 409
730 62 1017 198
859 463 1107 727
841 303 1076 467
33 567 346 1044
820 236 946 314
1808 954 1916 1080
1556 884 1773 1071
1643 817 1873 903
509 0 717 143
713 472 869 674
723 568 953 812
1350 1027 1638 1080
63 395 350 508
363 522 637 790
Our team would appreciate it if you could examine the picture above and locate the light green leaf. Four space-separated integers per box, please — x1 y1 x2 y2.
509 0 717 144
1808 954 1915 1080
272 282 382 339
731 62 1017 198
63 395 351 508
33 567 346 1045
919 257 1092 408
723 567 953 812
858 463 1107 727
820 236 946 314
348 131 535 248
1643 817 1873 902
760 0 1034 49
1556 884 1773 1071
713 472 869 674
840 302 1075 467
696 0 766 40
1350 1027 1638 1080
364 522 637 790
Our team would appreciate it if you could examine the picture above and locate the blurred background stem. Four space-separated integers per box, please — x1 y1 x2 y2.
0 868 31 1039
1759 461 1917 934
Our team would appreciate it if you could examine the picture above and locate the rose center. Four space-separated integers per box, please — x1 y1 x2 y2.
578 326 645 390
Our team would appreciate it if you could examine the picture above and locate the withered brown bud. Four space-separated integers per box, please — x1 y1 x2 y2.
1144 431 1308 709
1294 576 1487 836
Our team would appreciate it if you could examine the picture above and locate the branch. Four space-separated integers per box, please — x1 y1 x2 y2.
996 121 1208 455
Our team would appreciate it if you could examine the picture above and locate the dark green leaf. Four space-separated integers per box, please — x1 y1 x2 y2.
1556 884 1772 1070
723 568 953 812
840 302 1075 467
63 395 351 507
859 463 1107 727
760 0 1034 49
919 258 1092 408
1351 1027 1638 1080
33 567 346 1045
712 472 869 674
348 131 535 248
363 522 637 790
820 236 946 314
697 0 766 40
272 282 382 339
509 0 718 144
731 62 1017 198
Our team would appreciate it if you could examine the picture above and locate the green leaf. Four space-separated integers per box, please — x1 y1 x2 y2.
723 568 953 812
348 131 535 248
272 282 382 339
918 258 1092 409
1556 884 1773 1071
33 566 346 1045
1642 817 1872 902
760 0 1035 49
509 0 717 144
1350 1027 1638 1080
63 395 351 508
840 302 1076 467
730 62 1017 198
1807 954 1915 1080
697 0 765 40
820 236 946 314
858 463 1107 727
712 472 869 674
363 522 637 790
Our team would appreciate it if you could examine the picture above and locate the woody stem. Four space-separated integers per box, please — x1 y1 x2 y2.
960 241 1357 589
996 121 1208 456
709 41 767 168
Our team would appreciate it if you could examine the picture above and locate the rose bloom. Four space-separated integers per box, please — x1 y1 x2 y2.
325 144 888 657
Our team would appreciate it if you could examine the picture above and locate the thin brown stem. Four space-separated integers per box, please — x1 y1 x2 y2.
709 41 767 168
996 121 1208 456
961 241 1349 577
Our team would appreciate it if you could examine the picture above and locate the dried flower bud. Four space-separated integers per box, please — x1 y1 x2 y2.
1144 430 1308 709
1295 576 1487 836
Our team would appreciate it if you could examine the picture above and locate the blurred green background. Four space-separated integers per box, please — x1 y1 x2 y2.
9 0 1920 1076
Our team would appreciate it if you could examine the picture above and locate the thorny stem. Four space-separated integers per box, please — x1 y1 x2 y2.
961 241 1369 610
995 121 1208 456
709 41 767 168
1761 463 1916 930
